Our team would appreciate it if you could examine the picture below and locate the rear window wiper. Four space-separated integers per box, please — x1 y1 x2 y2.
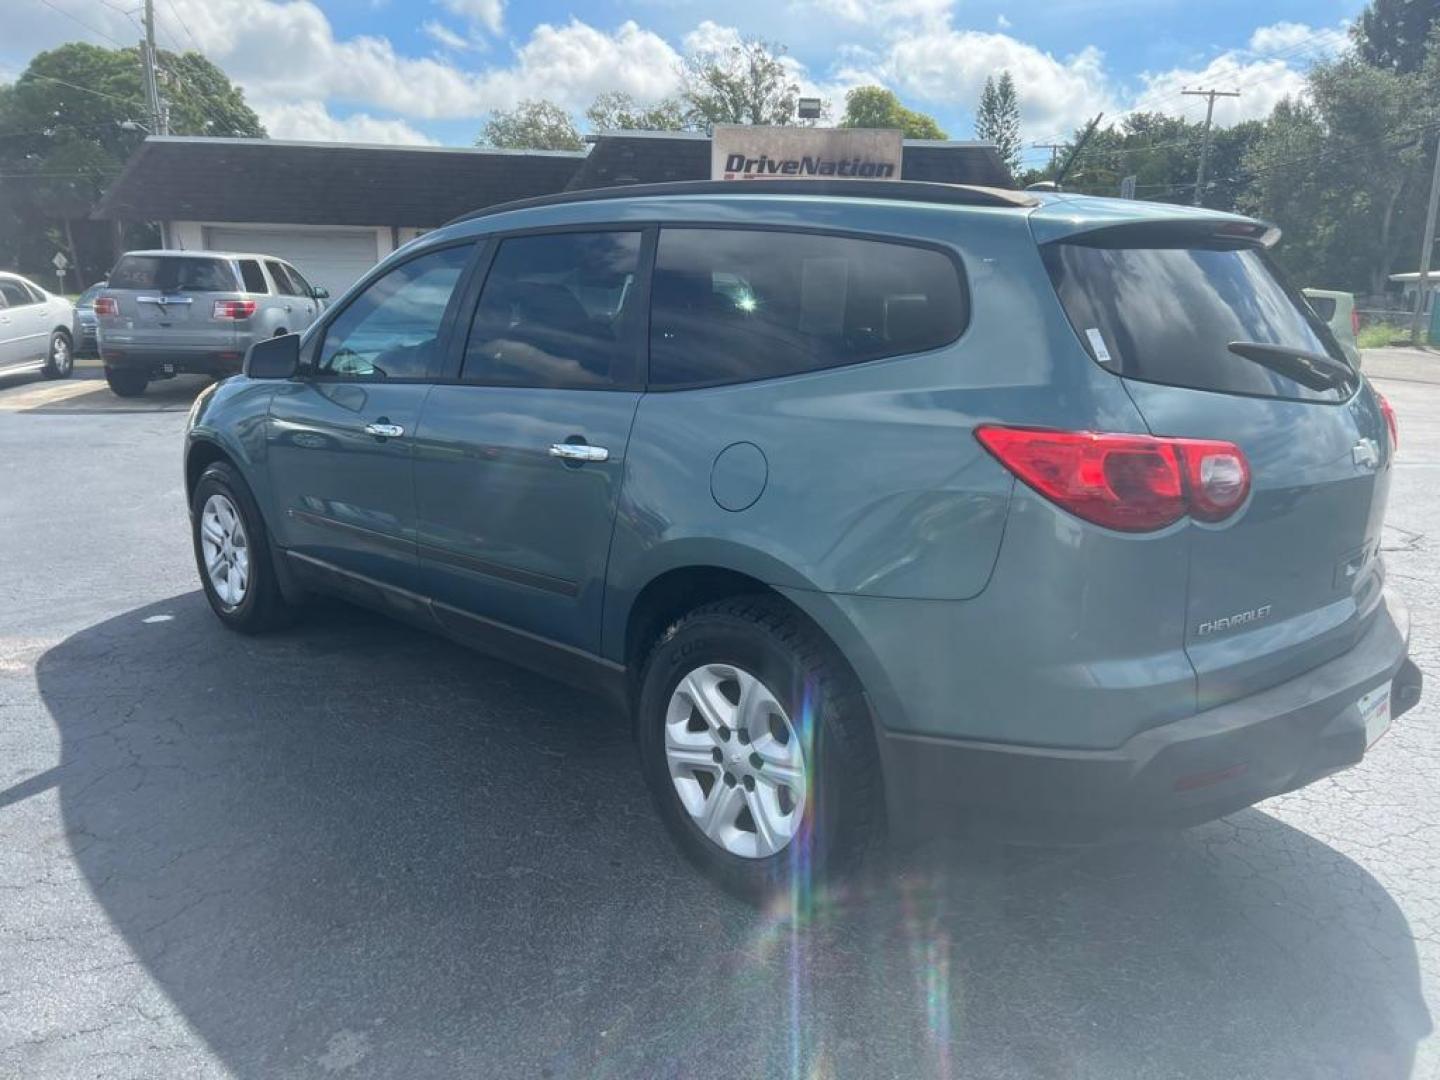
1226 341 1356 393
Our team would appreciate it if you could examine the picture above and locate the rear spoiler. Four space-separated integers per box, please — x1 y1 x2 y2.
1029 199 1279 249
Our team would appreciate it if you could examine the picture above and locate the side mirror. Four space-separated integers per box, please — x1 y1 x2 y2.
311 285 330 300
244 333 300 379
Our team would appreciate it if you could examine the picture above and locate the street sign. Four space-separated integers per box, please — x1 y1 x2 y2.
51 251 69 272
1119 175 1137 200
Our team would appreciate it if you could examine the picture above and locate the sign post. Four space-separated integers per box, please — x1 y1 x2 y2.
51 250 70 294
711 126 903 182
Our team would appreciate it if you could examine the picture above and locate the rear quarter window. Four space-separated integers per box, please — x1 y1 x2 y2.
109 256 237 292
238 260 268 293
1044 241 1349 403
648 228 968 388
1307 296 1337 322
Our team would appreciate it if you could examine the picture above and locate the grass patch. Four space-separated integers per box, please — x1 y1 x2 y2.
1358 322 1409 348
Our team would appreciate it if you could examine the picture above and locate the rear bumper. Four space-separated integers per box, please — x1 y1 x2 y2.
879 590 1420 844
101 349 246 377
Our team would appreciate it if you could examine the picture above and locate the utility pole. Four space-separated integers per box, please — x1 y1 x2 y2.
1034 142 1066 172
140 0 166 137
1183 87 1239 206
1410 132 1440 345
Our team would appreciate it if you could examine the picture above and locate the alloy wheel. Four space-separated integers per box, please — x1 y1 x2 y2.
664 663 807 859
200 493 250 609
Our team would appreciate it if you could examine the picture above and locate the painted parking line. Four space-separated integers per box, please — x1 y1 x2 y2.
0 375 204 414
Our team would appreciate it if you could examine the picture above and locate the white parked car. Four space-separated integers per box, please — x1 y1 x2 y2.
0 272 75 380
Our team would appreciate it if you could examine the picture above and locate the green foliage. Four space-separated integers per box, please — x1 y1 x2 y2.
585 91 694 133
1354 0 1440 73
477 100 585 150
0 42 264 283
839 86 947 140
680 38 807 128
975 72 1022 176
1241 53 1430 294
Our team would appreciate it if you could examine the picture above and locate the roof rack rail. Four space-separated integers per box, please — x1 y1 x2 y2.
444 179 1038 227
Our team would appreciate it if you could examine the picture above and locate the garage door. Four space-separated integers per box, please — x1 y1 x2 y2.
202 227 381 299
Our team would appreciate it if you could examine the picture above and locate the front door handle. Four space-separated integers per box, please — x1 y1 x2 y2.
549 442 609 463
365 422 405 438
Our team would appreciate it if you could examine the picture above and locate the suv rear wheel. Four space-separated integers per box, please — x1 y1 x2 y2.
191 461 295 633
105 367 147 397
637 595 881 900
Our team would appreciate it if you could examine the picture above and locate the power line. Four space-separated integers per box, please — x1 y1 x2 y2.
161 0 204 52
32 0 126 46
19 73 145 108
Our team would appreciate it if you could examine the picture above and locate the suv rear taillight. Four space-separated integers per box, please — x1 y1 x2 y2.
975 426 1251 532
1377 391 1398 450
1350 308 1361 337
213 299 257 319
93 295 118 316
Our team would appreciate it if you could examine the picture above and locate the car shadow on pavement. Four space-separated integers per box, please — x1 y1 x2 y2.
32 594 1432 1079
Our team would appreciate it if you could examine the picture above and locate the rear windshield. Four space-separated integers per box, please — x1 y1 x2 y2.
109 255 237 293
1043 241 1349 402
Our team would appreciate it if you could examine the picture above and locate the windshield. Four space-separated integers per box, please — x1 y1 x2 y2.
1044 241 1350 403
108 256 237 293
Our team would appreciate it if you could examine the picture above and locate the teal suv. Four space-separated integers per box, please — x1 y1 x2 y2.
185 179 1422 897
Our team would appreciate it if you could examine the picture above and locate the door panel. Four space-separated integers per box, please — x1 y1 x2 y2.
267 381 432 592
414 387 641 651
412 227 649 653
265 242 476 594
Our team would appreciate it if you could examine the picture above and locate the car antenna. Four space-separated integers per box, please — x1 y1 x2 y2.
1051 113 1104 191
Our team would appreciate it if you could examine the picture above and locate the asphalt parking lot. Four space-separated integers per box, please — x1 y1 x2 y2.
1 357 1438 1080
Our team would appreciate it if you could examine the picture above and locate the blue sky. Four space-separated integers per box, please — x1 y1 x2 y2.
7 0 1364 168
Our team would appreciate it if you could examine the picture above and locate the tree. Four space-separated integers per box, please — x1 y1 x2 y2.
975 72 1022 176
585 91 693 133
0 42 264 285
1354 0 1440 73
477 100 584 151
839 86 947 140
680 38 805 128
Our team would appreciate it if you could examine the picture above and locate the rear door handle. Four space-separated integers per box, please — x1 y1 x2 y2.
365 422 405 438
549 442 609 463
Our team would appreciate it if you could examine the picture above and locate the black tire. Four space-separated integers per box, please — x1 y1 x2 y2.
42 329 73 379
636 595 883 901
191 461 295 633
105 367 148 397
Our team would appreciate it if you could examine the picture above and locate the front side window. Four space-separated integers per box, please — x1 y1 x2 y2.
649 228 968 388
108 255 237 292
1044 241 1350 402
238 260 268 294
315 245 471 380
266 260 305 297
284 264 315 297
463 230 643 389
0 280 34 307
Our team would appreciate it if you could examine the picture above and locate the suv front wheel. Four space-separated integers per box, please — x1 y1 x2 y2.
637 596 882 900
191 461 295 633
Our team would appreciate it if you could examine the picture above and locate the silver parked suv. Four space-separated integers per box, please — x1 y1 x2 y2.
96 250 329 396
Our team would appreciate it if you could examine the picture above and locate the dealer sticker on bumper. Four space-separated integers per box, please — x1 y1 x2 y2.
1359 681 1392 747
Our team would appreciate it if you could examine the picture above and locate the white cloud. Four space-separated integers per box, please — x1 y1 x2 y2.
1248 20 1348 57
252 100 436 144
883 30 1116 137
797 0 951 27
440 0 504 36
421 20 473 52
997 14 1012 29
1132 56 1306 127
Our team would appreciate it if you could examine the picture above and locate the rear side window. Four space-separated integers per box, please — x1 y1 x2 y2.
462 230 643 389
648 229 967 388
238 260 268 294
108 255 237 292
1044 242 1348 402
1307 296 1337 321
